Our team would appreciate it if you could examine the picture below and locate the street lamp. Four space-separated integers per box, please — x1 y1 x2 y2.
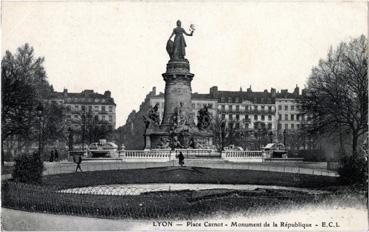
36 103 44 156
81 110 86 153
269 131 273 143
283 129 287 146
68 127 73 152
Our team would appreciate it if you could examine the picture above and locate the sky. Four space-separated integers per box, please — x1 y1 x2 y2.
2 1 367 127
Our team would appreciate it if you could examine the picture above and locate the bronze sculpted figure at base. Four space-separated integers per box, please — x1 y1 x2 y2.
197 105 212 130
144 103 160 129
156 137 170 149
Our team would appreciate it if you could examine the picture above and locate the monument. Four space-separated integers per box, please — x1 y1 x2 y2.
144 20 213 149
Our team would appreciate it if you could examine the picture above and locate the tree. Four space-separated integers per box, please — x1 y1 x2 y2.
41 102 67 149
73 110 113 144
301 35 368 156
211 117 243 151
1 44 51 164
1 50 38 143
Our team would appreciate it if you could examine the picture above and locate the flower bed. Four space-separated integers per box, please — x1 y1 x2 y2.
2 167 342 219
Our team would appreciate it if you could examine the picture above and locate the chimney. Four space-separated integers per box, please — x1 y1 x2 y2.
247 85 252 93
294 84 300 96
210 86 218 96
240 87 243 92
104 90 111 98
281 89 288 96
270 88 276 97
152 86 157 95
63 88 68 96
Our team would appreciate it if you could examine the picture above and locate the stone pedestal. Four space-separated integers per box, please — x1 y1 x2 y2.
161 60 194 126
144 59 213 149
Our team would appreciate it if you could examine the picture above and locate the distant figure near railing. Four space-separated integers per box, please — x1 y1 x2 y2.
175 149 219 159
222 150 263 163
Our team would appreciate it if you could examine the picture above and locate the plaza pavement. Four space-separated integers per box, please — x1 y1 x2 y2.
43 159 338 176
1 159 338 181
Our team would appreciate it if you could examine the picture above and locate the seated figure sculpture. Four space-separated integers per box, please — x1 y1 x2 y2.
172 136 183 149
171 102 190 133
144 103 160 129
197 105 211 130
157 137 170 149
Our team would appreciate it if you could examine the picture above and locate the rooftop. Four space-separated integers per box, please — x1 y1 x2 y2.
150 85 303 104
51 89 116 105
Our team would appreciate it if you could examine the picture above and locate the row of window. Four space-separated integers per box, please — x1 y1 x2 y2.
64 97 108 104
227 122 303 130
219 105 275 112
220 97 242 103
278 123 303 130
152 102 215 109
221 114 274 121
219 97 273 104
67 104 114 112
225 122 273 130
193 103 214 109
277 104 301 111
278 114 307 121
220 121 306 131
153 102 303 112
68 114 113 122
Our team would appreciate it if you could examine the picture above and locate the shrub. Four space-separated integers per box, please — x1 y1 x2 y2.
12 152 44 184
292 149 327 162
338 152 368 186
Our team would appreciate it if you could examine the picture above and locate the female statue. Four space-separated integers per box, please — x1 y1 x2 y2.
167 20 194 60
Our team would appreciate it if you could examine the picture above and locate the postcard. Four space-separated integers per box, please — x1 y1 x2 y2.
1 1 368 231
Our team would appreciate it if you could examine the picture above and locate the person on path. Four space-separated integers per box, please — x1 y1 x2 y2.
49 150 54 162
178 151 185 167
54 149 59 161
74 154 83 172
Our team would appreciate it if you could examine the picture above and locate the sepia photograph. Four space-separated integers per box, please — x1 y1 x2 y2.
1 1 368 231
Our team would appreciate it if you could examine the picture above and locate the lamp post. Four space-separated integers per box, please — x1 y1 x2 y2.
269 131 273 143
68 127 73 152
36 103 44 156
81 110 86 153
283 129 287 147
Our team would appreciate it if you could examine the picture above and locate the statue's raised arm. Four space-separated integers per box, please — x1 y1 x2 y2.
166 20 195 60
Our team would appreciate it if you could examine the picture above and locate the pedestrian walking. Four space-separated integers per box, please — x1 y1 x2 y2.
74 154 83 172
54 149 59 161
178 151 185 167
49 150 54 162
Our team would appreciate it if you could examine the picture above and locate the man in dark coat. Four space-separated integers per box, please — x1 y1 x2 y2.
49 150 54 162
74 154 83 172
54 149 59 161
178 152 185 167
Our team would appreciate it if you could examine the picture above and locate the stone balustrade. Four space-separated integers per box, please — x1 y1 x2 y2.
121 150 171 162
174 149 219 158
222 150 263 162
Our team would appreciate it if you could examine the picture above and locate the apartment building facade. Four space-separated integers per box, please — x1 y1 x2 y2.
149 85 305 133
50 89 117 130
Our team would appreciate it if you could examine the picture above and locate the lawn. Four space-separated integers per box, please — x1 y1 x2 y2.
2 166 365 219
40 166 339 189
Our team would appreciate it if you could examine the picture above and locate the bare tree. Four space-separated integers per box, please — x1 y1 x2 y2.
301 35 368 155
